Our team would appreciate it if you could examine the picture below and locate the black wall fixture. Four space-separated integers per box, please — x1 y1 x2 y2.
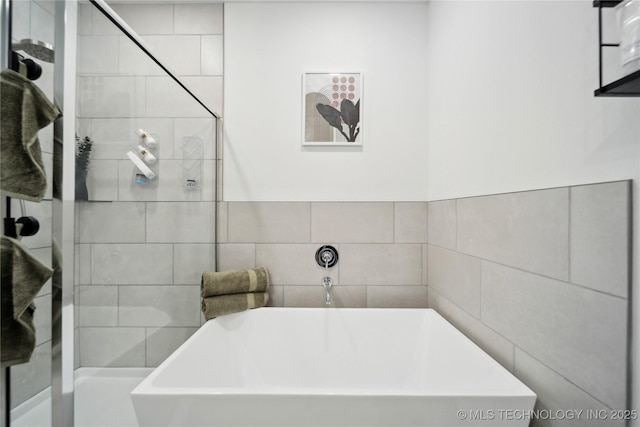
315 245 339 268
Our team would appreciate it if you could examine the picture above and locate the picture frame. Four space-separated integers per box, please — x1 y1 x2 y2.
302 72 363 146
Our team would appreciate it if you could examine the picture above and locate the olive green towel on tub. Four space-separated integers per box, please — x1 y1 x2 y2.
201 267 269 298
202 292 269 320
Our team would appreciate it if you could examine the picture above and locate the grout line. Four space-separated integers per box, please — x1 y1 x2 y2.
567 187 572 284
434 268 627 410
426 242 627 301
454 199 458 251
513 346 622 412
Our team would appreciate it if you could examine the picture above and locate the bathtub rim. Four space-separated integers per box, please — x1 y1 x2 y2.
132 307 536 400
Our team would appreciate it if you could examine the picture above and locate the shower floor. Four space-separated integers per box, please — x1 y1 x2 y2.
12 368 153 427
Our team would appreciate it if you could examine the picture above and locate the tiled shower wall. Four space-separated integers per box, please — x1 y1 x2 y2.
9 0 56 408
427 181 630 427
75 3 222 368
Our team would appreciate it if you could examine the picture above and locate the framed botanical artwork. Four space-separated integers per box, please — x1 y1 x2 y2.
302 72 362 146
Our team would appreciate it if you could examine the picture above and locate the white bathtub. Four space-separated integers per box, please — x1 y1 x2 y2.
132 308 536 426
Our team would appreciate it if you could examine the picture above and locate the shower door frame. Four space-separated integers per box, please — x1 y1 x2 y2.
0 1 11 426
52 1 77 426
0 1 77 425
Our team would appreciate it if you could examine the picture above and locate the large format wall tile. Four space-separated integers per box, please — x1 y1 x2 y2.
11 0 30 41
217 243 256 271
421 244 428 285
77 76 146 118
330 286 367 308
282 286 365 308
394 202 428 243
146 327 198 367
86 160 118 202
78 36 120 74
174 3 223 34
174 244 216 285
118 160 216 202
110 4 174 35
31 248 52 297
340 244 422 286
268 286 284 307
311 202 394 243
481 261 627 409
217 202 228 243
427 245 481 318
146 202 215 243
256 244 339 285
79 327 146 367
78 3 93 35
514 349 624 427
119 35 174 77
78 118 173 161
457 188 569 280
21 201 52 249
10 343 51 408
77 244 91 285
228 202 311 243
428 289 514 372
427 199 456 249
570 181 630 298
91 244 173 285
367 285 428 308
33 295 52 346
181 76 224 116
121 35 201 76
30 1 54 44
283 286 327 308
174 118 218 160
145 76 223 118
144 77 213 118
119 286 201 327
201 35 224 76
78 286 118 327
425 182 631 420
76 202 146 243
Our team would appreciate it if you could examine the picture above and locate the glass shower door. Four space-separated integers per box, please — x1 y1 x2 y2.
2 1 57 426
72 1 220 424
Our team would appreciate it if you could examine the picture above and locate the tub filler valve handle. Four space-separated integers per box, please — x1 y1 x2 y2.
322 276 333 305
316 245 338 305
315 245 338 269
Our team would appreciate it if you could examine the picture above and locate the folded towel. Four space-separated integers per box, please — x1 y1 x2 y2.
1 235 54 367
202 292 269 320
201 267 269 298
1 68 61 202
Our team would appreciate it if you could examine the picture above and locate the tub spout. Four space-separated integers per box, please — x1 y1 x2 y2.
322 276 333 305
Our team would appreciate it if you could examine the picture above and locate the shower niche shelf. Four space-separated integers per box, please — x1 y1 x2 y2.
594 0 640 96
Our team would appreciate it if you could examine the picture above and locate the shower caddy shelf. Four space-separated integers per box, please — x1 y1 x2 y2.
594 0 640 96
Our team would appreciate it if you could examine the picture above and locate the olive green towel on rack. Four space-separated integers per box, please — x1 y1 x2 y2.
1 68 61 202
1 235 54 367
201 267 270 298
202 292 269 321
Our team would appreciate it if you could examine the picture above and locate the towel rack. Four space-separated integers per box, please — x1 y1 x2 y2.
8 51 42 80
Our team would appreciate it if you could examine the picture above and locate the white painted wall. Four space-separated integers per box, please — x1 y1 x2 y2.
425 1 639 201
223 2 429 201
